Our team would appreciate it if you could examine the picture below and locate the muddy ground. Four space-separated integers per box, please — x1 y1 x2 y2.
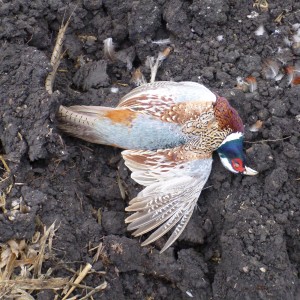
1 0 300 299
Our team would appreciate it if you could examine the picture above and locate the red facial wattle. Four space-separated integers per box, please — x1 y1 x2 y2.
231 158 245 172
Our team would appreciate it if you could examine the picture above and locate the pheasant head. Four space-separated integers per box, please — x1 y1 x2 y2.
217 132 257 175
213 96 258 175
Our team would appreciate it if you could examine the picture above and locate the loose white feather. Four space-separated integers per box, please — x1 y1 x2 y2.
262 59 279 79
103 37 116 61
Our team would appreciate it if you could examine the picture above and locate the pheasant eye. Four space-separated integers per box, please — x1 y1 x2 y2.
231 158 244 172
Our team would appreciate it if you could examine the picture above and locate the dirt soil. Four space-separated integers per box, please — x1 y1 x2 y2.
1 0 300 299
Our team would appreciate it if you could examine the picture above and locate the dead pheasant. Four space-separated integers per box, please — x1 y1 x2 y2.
57 81 257 253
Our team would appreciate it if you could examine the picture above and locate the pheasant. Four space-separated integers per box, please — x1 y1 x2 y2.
57 81 257 253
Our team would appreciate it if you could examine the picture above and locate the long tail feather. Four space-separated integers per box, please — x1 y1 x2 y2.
57 105 111 144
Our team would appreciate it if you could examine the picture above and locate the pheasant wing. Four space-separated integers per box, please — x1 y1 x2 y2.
118 81 216 109
122 148 212 253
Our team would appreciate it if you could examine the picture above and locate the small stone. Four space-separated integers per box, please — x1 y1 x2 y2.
186 290 194 297
242 266 249 273
260 267 267 273
110 87 119 93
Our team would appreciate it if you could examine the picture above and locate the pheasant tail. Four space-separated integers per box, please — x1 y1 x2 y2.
57 105 113 144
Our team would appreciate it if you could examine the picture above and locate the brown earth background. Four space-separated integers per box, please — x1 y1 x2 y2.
1 0 300 299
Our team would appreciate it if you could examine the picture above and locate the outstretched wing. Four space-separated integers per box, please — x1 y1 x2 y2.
122 148 212 253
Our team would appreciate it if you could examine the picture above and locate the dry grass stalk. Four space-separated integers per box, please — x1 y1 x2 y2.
116 170 126 200
0 190 8 213
253 0 269 11
245 136 291 144
0 222 70 298
0 221 106 298
0 277 69 290
61 272 77 296
89 242 110 265
33 222 57 278
0 155 11 191
61 263 92 300
0 155 11 173
78 281 108 300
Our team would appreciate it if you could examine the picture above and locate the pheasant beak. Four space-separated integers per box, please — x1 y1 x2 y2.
243 166 258 176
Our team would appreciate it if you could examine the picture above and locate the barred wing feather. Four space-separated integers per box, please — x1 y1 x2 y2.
118 81 216 108
122 149 212 253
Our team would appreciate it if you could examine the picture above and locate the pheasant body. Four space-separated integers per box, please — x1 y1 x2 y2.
59 82 242 153
58 81 257 252
59 105 185 150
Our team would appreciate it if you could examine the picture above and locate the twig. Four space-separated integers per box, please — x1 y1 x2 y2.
62 263 92 300
78 281 107 300
0 155 11 173
245 136 291 144
0 278 69 290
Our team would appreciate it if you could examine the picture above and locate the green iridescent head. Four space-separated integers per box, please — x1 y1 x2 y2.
217 132 258 175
